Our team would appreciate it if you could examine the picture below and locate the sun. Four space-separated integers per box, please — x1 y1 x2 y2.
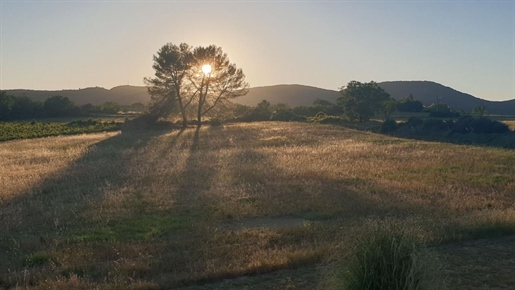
201 64 212 75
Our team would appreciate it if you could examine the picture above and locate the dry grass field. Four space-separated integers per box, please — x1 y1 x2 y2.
1 121 515 289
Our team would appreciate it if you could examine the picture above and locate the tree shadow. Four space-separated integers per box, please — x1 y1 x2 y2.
337 120 515 150
0 128 182 283
0 122 443 288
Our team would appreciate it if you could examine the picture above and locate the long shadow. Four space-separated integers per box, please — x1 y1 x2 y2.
0 128 183 283
153 124 437 287
0 122 457 288
336 120 515 150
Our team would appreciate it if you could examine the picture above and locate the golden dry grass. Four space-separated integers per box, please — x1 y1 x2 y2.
1 122 515 288
503 120 515 131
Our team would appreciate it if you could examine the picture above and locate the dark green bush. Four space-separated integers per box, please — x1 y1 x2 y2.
452 116 510 134
381 119 397 133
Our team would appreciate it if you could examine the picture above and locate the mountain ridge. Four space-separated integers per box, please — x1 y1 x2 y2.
3 81 514 115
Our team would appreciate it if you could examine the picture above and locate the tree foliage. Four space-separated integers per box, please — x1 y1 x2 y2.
396 94 423 112
144 43 249 127
337 81 391 122
471 105 487 116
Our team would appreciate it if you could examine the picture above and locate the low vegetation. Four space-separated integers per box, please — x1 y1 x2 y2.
0 119 122 141
324 221 444 290
1 122 515 288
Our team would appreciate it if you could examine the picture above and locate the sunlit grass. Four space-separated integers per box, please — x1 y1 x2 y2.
1 122 515 288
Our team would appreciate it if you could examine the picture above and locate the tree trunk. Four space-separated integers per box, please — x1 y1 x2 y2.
176 93 188 128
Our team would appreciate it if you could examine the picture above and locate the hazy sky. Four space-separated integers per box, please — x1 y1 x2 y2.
1 1 514 101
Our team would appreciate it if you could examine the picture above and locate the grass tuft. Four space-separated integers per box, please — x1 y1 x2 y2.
326 221 445 290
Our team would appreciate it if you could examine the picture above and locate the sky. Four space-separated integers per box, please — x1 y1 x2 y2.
0 1 514 101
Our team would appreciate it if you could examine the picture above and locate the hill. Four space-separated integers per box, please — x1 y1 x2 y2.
234 84 341 107
4 81 514 115
379 81 515 116
4 86 150 106
235 82 515 115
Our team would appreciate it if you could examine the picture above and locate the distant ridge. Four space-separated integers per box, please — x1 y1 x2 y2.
4 81 514 115
4 86 150 106
235 84 341 107
378 81 515 116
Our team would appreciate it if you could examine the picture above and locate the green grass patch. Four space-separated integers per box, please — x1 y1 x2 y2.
25 252 55 267
0 120 122 141
69 215 187 242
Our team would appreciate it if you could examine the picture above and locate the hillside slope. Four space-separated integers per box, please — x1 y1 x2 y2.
234 84 341 107
379 81 515 115
4 82 514 115
4 86 150 106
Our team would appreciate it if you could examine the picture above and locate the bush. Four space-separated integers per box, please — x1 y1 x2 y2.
428 111 460 118
452 116 510 134
406 117 424 131
422 118 450 132
380 119 397 133
329 223 444 290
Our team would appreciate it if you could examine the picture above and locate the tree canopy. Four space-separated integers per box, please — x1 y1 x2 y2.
337 81 391 122
144 43 249 127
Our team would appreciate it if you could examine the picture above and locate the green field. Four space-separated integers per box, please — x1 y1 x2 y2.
0 120 123 141
1 122 515 289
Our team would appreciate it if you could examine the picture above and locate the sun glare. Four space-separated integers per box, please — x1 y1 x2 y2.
201 64 212 75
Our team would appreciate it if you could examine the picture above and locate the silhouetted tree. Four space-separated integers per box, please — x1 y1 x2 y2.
129 103 146 112
144 43 193 126
189 45 249 127
100 102 121 114
0 92 16 120
380 98 398 120
396 94 423 112
337 81 391 122
144 43 248 127
43 96 76 117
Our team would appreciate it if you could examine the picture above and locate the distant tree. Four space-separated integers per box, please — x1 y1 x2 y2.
380 97 398 120
270 103 297 121
43 95 76 117
337 81 391 122
12 96 42 119
0 91 15 121
129 102 146 112
80 103 96 115
313 99 334 106
471 105 487 116
396 94 423 112
100 102 122 114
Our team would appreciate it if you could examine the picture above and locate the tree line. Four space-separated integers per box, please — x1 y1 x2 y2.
0 91 145 121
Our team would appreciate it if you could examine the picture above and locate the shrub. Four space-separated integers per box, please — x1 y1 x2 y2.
428 111 460 118
406 117 424 131
452 116 510 134
328 223 444 290
422 118 450 132
380 119 397 133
